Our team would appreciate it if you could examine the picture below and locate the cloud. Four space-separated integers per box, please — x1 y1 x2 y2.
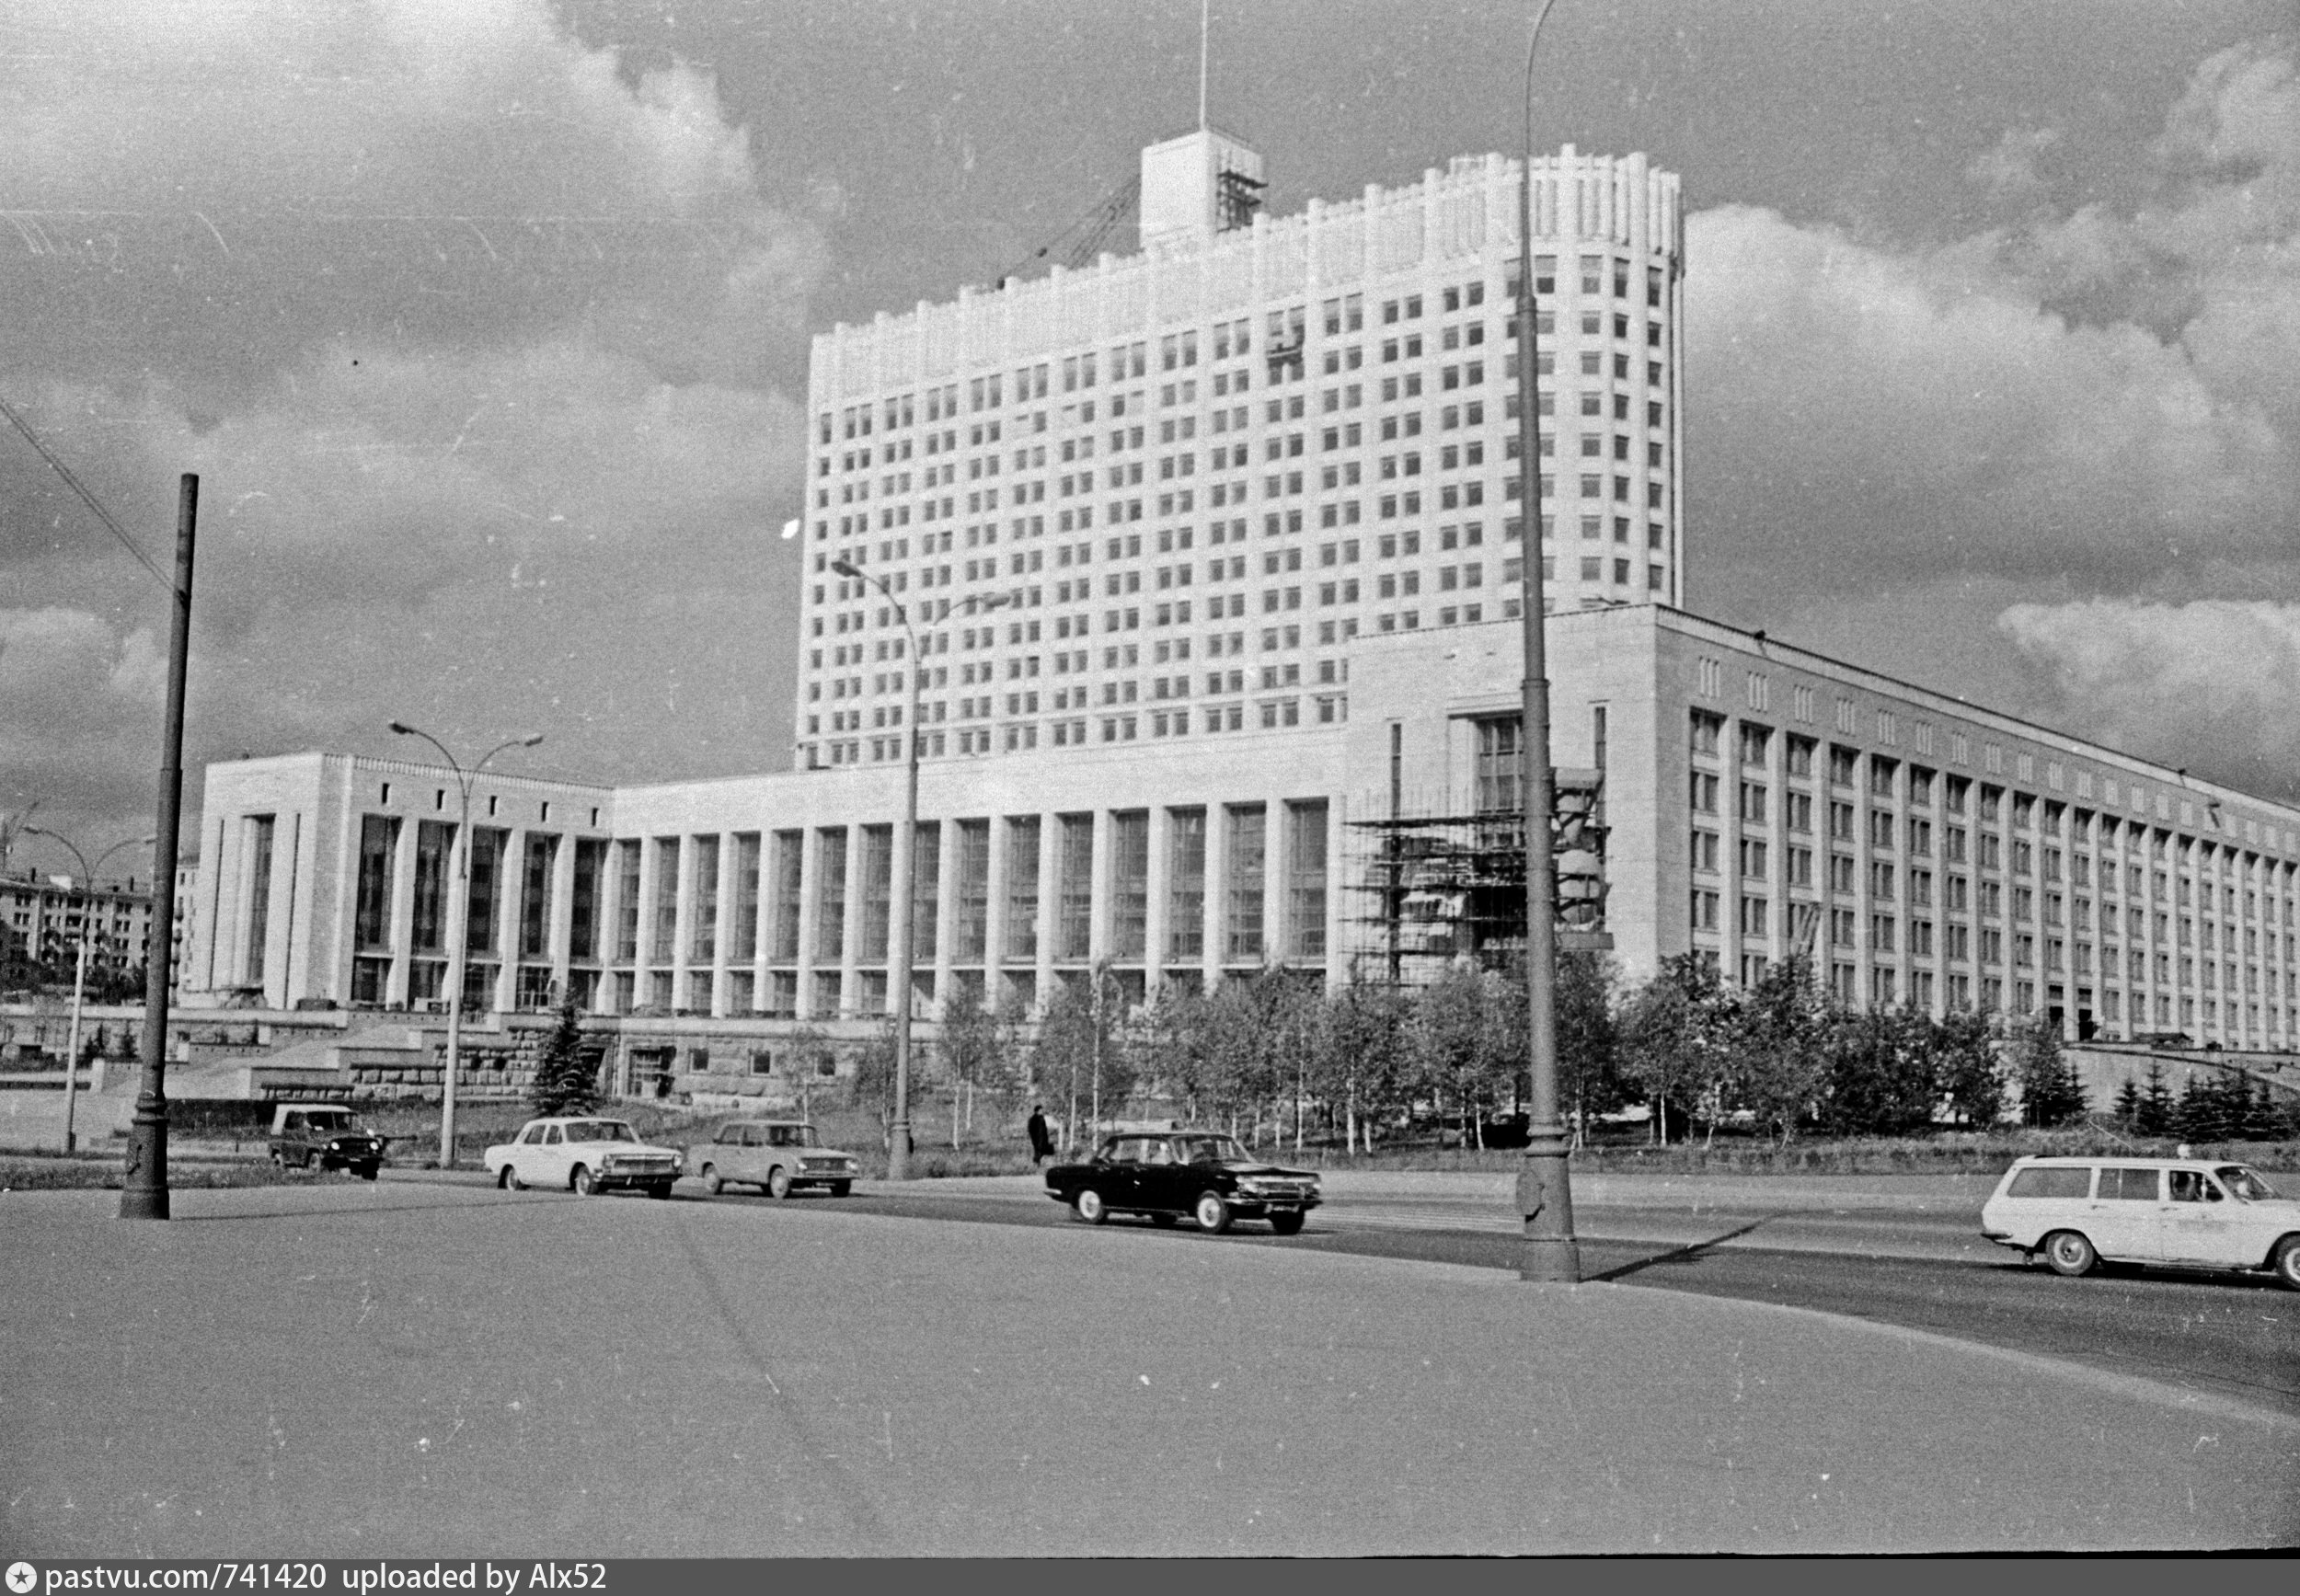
0 0 821 846
1965 127 2060 201
0 608 167 821
1997 599 2300 799
1688 37 2300 789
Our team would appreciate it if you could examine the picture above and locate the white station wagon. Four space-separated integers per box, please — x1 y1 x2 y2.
1980 1154 2300 1289
486 1117 683 1199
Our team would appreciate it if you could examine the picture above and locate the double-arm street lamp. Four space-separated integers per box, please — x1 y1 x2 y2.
827 557 1008 1180
1514 0 1581 1282
387 722 544 1168
21 828 154 1154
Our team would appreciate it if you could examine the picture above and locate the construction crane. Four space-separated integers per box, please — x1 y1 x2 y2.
996 176 1141 288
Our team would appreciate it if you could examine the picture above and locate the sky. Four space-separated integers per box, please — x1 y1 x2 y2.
2 0 2296 879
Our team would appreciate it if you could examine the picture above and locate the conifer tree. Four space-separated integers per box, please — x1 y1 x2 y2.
529 997 597 1117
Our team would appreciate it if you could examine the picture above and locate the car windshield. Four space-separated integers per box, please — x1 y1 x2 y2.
1175 1135 1250 1165
566 1120 637 1143
305 1110 353 1131
767 1125 817 1147
2215 1165 2279 1201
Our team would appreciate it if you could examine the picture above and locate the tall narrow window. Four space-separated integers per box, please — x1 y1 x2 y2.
1477 718 1522 813
455 826 503 958
953 820 991 960
1226 805 1266 961
912 822 941 962
731 833 761 965
569 838 604 961
769 831 803 961
1286 799 1329 959
412 821 454 955
242 815 276 984
1167 809 1207 960
353 815 398 952
1006 816 1041 960
520 833 557 959
1056 813 1094 960
814 828 848 962
859 825 893 962
689 834 720 963
650 838 681 964
1111 811 1150 959
612 840 640 962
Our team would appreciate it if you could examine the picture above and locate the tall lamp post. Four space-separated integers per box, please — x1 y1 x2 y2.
21 829 153 1154
387 723 543 1168
828 557 1007 1180
1514 0 1581 1282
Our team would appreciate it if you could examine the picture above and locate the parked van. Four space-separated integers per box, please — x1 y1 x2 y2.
1980 1155 2300 1289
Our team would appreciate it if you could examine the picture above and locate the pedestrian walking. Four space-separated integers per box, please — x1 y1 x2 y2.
1027 1104 1054 1166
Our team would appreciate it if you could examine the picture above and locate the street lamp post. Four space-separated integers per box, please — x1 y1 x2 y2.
828 558 1007 1180
387 723 543 1168
1514 0 1581 1282
22 829 153 1154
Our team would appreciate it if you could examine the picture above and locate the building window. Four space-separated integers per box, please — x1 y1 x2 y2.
814 828 847 963
241 815 276 986
686 834 718 965
1286 800 1329 959
1226 804 1267 962
730 833 760 966
650 837 681 969
570 837 605 964
858 826 893 963
1055 813 1094 961
523 833 559 962
1110 810 1150 960
353 815 399 954
768 832 802 962
952 820 991 961
1167 809 1207 960
412 820 454 957
1477 717 1522 813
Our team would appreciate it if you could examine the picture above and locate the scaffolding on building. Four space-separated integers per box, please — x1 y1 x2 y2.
1341 769 1609 986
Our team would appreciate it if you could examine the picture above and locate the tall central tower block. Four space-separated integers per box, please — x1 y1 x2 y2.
798 143 1685 773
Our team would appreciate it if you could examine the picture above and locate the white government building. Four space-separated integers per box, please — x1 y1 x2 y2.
185 131 2300 1090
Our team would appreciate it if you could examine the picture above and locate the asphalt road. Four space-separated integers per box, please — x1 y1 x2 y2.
717 1180 2300 1420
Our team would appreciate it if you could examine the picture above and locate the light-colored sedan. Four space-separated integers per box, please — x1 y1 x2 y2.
684 1119 859 1199
486 1117 683 1198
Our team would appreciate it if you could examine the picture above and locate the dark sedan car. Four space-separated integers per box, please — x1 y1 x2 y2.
1044 1130 1321 1234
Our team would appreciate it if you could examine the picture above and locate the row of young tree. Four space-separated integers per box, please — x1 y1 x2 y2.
526 957 2300 1148
844 954 2089 1151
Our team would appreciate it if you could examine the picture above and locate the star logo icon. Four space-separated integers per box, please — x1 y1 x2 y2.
6 1561 37 1594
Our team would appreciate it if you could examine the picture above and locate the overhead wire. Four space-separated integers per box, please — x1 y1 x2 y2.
0 394 171 590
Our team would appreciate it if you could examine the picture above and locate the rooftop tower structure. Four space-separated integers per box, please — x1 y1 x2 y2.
798 139 1685 774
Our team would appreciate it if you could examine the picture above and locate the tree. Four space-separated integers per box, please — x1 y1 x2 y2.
936 986 1010 1147
1934 1008 2006 1129
1317 977 1415 1153
2134 1061 2176 1136
1720 957 1829 1143
2014 1016 2087 1128
1409 965 1519 1148
849 1018 900 1142
1554 951 1628 1145
2112 1075 2142 1131
1818 1005 1937 1138
1029 968 1135 1151
528 998 597 1117
1616 954 1730 1145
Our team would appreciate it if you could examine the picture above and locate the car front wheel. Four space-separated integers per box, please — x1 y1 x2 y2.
1194 1192 1233 1234
2271 1235 2300 1292
828 1180 851 1198
700 1165 723 1196
570 1165 597 1197
1073 1188 1108 1225
766 1166 794 1200
2041 1230 2097 1278
498 1165 523 1191
1268 1211 1305 1236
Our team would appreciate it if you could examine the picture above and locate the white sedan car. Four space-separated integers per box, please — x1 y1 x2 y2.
486 1117 683 1199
